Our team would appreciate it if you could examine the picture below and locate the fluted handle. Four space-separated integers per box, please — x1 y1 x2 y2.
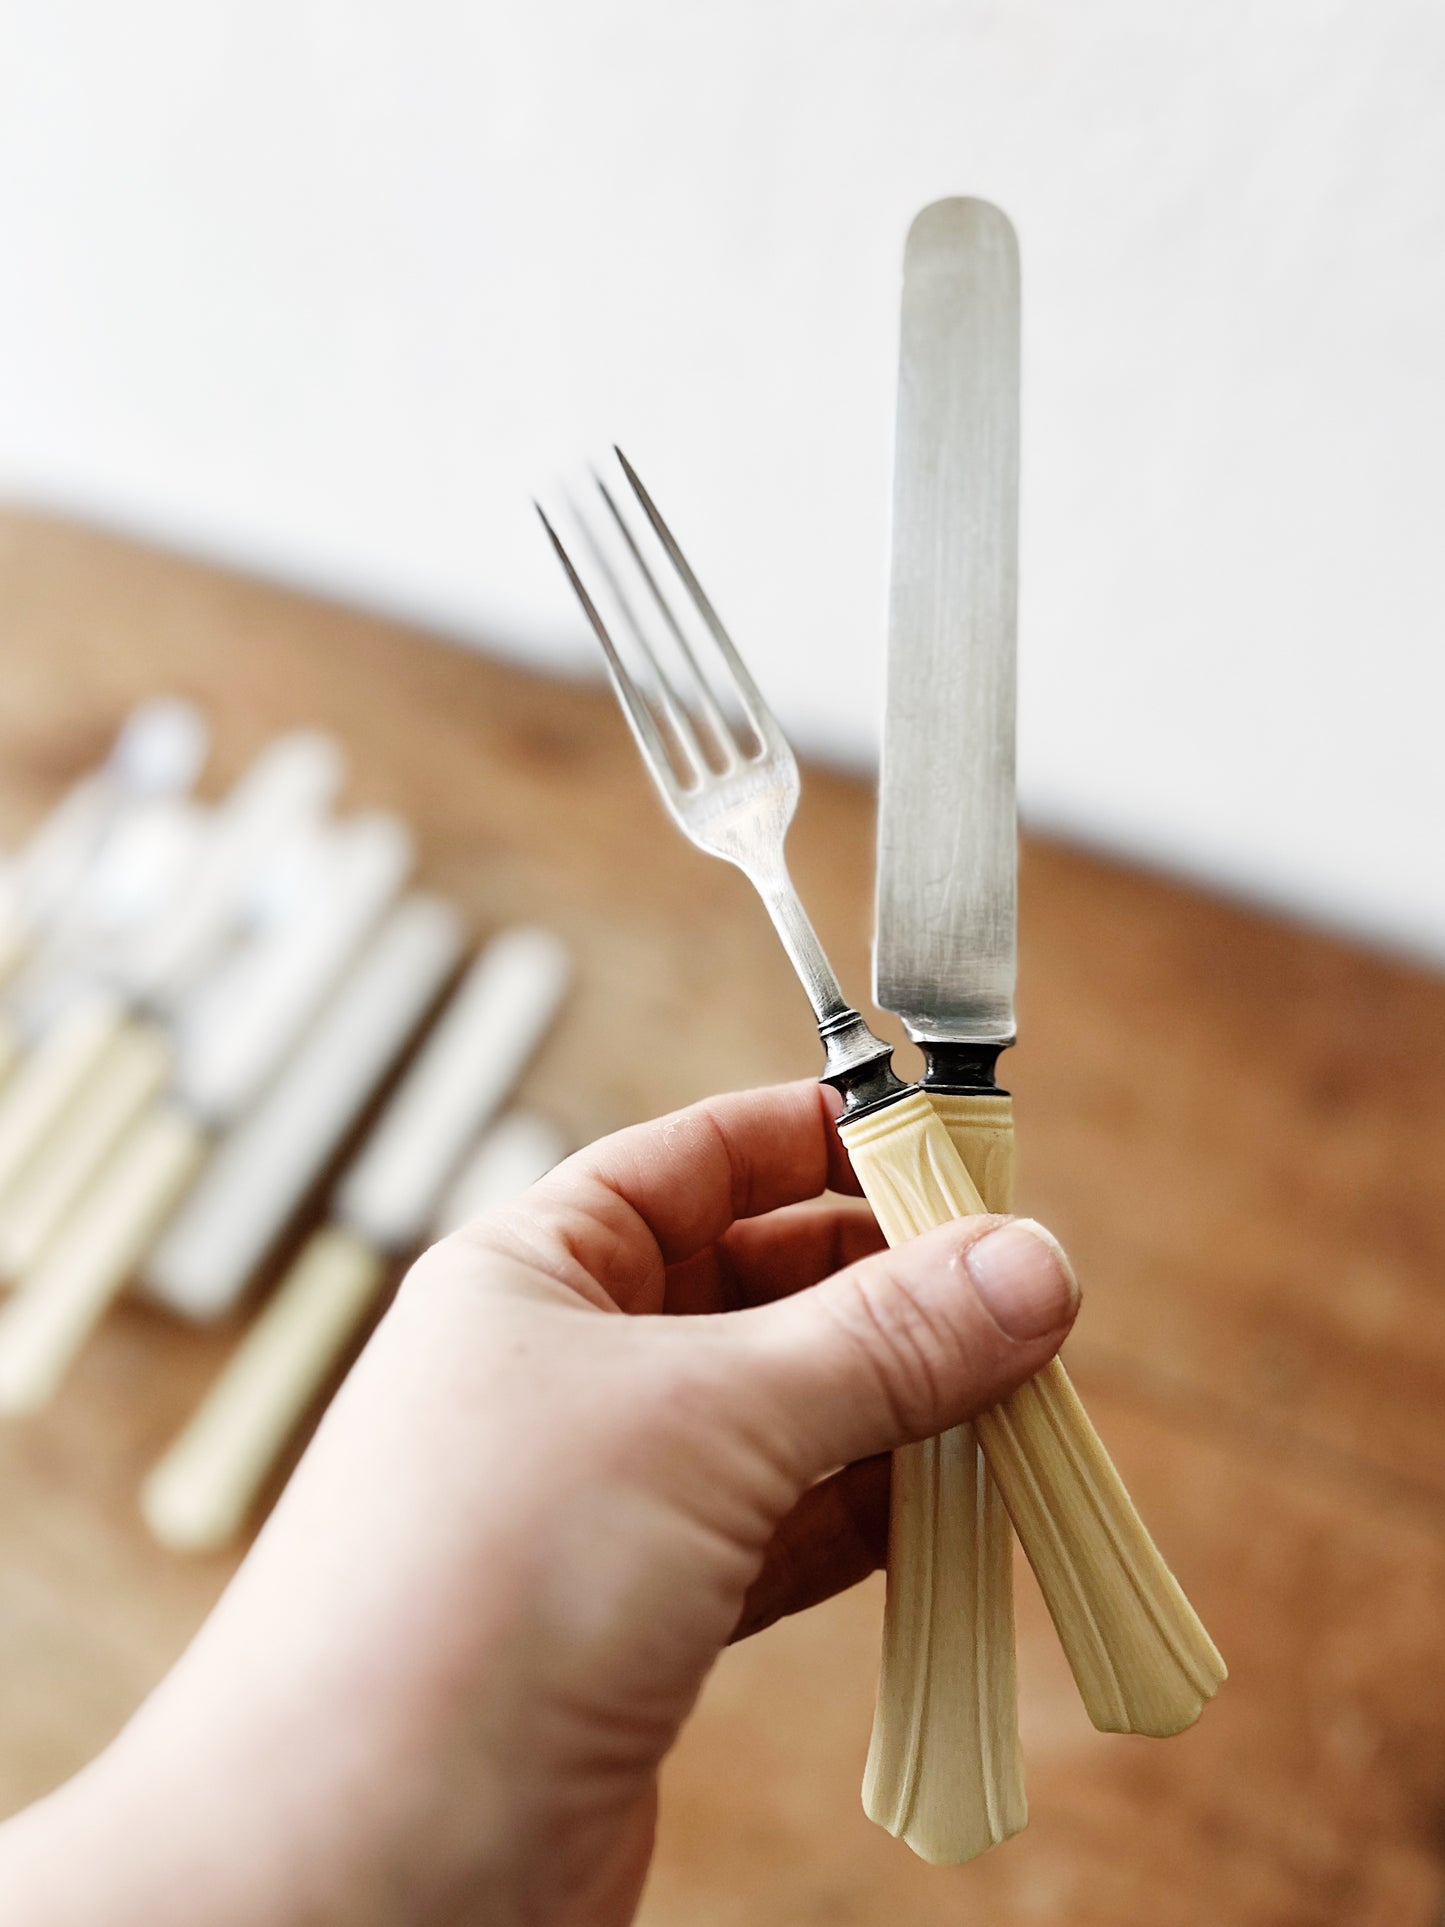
839 1090 1225 1745
856 1089 1023 1863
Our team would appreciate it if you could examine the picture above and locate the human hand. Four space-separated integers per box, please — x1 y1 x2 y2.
4 1081 1078 1926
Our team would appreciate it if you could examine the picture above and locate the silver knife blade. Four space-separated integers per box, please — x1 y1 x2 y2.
875 198 1020 1053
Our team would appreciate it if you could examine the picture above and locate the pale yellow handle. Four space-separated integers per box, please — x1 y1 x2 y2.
0 1020 171 1279
860 1091 1023 1864
0 1104 205 1412
142 1226 386 1553
839 1089 1225 1742
0 914 26 991
0 994 127 1212
0 1017 18 1091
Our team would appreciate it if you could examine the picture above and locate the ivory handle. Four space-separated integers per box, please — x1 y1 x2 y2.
860 1093 1023 1864
0 994 127 1210
0 1021 171 1279
0 917 25 991
142 1226 386 1553
838 1090 1226 1741
0 1017 18 1090
0 1104 205 1412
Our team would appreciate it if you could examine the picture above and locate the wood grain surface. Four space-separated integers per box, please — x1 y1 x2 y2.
1 508 1443 1924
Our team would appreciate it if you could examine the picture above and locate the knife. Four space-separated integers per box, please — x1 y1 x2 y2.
866 200 1225 1844
862 195 1026 1864
143 892 463 1322
139 926 569 1552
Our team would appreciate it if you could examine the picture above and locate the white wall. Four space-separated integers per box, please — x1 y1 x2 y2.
2 2 1443 957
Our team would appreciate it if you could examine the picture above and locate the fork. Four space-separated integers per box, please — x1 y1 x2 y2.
540 453 1225 1862
538 454 903 1117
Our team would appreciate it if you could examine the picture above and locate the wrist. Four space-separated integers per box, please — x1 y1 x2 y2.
0 1680 525 1927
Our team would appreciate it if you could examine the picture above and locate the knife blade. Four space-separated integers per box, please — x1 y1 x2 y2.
877 198 1019 1068
868 200 1224 1811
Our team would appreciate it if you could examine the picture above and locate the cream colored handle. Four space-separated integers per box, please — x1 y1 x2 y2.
0 1021 171 1279
839 1089 1225 1741
142 1226 386 1553
0 1016 18 1090
859 1091 1023 1864
0 994 127 1211
0 917 25 991
0 1105 205 1413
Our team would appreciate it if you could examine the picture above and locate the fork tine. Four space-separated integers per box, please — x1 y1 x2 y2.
568 483 712 783
613 448 775 752
592 472 737 765
534 504 681 797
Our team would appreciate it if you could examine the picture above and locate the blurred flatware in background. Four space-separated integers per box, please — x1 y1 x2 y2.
0 816 415 1408
433 1110 566 1237
0 697 209 985
0 732 342 1249
169 810 413 1124
143 892 464 1322
0 810 409 1282
141 925 570 1552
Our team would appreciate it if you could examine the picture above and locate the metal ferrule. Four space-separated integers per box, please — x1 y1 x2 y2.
816 1008 912 1119
915 1037 1014 1095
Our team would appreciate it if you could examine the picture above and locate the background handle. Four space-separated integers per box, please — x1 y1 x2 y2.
859 1091 1024 1864
0 1103 204 1411
839 1090 1225 1740
0 1019 170 1279
0 994 127 1211
142 1225 386 1552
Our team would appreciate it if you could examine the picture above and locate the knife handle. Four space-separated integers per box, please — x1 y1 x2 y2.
142 1226 386 1553
858 1091 1023 1863
0 1103 205 1413
0 993 127 1211
0 1020 171 1280
0 917 25 991
838 1089 1226 1739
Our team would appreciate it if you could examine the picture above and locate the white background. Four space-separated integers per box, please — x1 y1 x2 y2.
2 2 1442 956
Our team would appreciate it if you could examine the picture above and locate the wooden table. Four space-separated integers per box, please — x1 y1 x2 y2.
1 509 1443 1924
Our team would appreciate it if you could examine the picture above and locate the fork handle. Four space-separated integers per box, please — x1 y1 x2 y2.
860 1093 1024 1863
838 1089 1226 1741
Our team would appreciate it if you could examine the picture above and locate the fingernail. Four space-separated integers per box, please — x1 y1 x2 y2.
965 1219 1079 1339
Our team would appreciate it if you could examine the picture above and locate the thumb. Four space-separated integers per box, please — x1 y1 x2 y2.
726 1215 1079 1480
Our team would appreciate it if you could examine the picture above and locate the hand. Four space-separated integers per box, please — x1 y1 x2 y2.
0 1081 1078 1926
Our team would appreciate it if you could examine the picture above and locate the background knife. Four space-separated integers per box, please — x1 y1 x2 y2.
869 199 1225 1809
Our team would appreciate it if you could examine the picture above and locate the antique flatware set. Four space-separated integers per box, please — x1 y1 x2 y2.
540 197 1225 1864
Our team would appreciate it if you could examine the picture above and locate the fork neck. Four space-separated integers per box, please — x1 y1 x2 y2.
754 870 850 1026
754 871 908 1119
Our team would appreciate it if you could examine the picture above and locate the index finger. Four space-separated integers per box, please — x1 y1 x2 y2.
532 1080 863 1290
